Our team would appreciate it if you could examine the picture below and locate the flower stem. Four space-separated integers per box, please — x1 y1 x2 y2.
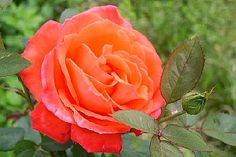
17 75 34 110
159 110 186 124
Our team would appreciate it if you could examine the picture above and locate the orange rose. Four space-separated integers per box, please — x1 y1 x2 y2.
20 5 165 153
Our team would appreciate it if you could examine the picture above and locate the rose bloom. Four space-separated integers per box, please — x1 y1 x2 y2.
20 5 165 153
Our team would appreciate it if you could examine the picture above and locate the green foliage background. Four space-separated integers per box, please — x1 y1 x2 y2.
0 0 236 156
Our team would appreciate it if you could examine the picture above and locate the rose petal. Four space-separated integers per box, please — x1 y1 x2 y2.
105 54 131 75
143 88 165 119
111 72 146 104
139 68 154 99
62 11 102 37
78 20 132 56
150 109 162 119
113 50 148 72
87 75 117 97
73 109 130 134
132 128 143 136
122 99 148 110
66 39 113 84
58 90 129 134
88 5 132 28
142 46 163 91
20 20 61 101
71 125 122 154
131 42 162 91
41 51 74 123
66 58 113 114
31 103 71 143
125 59 142 88
54 56 77 105
55 41 79 103
131 42 146 61
133 30 156 51
150 88 166 119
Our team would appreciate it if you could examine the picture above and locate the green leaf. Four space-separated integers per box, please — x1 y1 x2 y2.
0 127 25 151
59 8 78 23
41 136 72 151
0 151 14 157
162 125 209 151
208 146 234 157
178 113 199 126
14 116 41 144
14 140 45 157
71 145 95 157
150 136 183 157
0 50 31 77
202 113 236 146
112 110 157 134
53 151 67 157
194 151 209 157
33 150 45 157
0 0 12 10
117 134 150 157
161 37 205 103
13 140 36 157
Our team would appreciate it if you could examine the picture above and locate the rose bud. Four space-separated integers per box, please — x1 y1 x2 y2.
181 91 206 115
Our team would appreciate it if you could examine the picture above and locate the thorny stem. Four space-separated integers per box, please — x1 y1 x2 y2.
0 83 26 99
17 75 34 110
158 110 186 124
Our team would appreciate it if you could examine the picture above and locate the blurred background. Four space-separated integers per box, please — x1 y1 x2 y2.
0 0 236 156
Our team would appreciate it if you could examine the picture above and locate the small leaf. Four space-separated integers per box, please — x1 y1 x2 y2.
14 116 41 144
162 125 209 151
0 50 31 77
112 110 157 134
0 127 25 151
13 140 36 157
41 136 72 151
150 136 183 157
161 37 205 103
59 8 78 23
202 113 236 146
0 0 12 10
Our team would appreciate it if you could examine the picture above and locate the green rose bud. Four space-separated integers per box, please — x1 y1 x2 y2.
181 92 206 115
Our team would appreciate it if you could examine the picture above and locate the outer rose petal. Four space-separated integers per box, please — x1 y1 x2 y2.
61 10 103 37
144 88 165 119
150 109 162 119
88 5 132 28
133 30 156 51
31 103 71 143
71 125 122 154
132 128 143 136
20 20 61 101
41 50 74 123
